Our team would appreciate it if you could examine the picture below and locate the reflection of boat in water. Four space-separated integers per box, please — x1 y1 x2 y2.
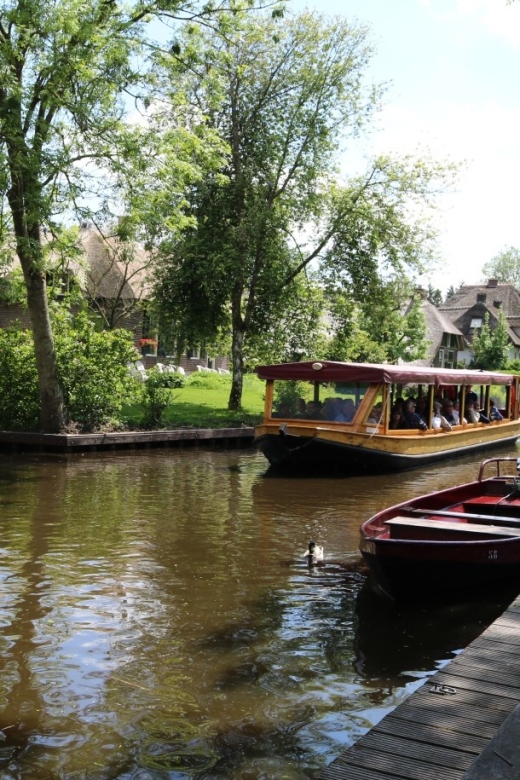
360 457 520 601
353 580 518 681
253 361 520 472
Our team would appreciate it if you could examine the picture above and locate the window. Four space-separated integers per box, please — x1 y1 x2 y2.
470 318 482 329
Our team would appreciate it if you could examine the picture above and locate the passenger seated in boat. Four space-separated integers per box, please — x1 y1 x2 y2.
335 398 356 422
321 397 341 421
489 398 503 421
432 401 452 431
442 398 457 424
466 401 490 424
296 398 307 417
367 402 383 424
389 406 404 429
402 399 428 430
305 400 322 419
415 396 429 425
272 402 294 418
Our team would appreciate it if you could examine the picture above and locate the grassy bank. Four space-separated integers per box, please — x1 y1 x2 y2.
122 372 265 429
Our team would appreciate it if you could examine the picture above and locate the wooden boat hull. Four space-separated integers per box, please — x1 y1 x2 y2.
361 537 520 601
359 460 520 600
254 420 520 472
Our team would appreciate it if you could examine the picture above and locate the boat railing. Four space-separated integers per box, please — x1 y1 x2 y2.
477 457 520 482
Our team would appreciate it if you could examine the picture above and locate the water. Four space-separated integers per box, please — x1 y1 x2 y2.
0 445 518 779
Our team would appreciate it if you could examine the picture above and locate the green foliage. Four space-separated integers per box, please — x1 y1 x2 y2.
141 368 186 427
427 284 443 307
0 307 139 431
470 311 509 371
482 247 520 288
0 329 41 430
153 11 456 410
324 280 428 364
273 380 309 413
186 371 231 389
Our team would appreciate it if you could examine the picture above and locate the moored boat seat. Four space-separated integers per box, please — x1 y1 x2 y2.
384 516 520 538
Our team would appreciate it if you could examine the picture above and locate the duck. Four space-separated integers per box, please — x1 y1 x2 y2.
302 540 324 565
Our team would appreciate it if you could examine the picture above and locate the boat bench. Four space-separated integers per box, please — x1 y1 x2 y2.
406 506 520 528
385 516 520 537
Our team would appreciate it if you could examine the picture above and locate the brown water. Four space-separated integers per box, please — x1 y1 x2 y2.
0 445 518 779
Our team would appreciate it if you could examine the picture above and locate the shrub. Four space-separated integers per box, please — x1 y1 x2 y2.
186 371 231 389
0 328 40 430
0 308 140 431
53 309 138 430
142 368 185 426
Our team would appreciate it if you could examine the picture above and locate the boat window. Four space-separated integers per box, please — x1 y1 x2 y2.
270 380 370 422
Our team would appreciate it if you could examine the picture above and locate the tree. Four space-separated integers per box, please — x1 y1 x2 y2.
427 284 443 307
324 278 428 364
482 246 520 288
154 9 456 409
470 311 509 371
0 0 247 431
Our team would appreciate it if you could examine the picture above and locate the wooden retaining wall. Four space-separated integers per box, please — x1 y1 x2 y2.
319 594 520 780
0 427 255 453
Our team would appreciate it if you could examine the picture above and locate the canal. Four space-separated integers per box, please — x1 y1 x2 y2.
0 445 518 779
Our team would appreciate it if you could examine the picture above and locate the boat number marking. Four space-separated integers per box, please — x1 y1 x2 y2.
488 550 498 560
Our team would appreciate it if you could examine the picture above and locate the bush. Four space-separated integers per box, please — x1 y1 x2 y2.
186 371 231 389
0 308 140 431
53 309 138 430
142 368 185 427
0 328 40 430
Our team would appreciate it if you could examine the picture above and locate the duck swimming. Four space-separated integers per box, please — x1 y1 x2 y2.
302 540 324 565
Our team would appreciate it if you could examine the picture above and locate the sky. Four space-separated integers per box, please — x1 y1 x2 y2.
291 0 520 294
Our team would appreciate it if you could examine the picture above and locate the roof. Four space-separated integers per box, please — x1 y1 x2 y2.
255 361 516 386
440 281 520 317
79 227 152 300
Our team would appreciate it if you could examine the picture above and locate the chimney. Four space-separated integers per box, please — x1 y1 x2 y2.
487 279 498 288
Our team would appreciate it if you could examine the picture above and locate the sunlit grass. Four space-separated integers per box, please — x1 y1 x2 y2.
122 373 265 429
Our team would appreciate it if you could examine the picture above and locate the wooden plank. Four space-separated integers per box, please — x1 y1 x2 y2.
374 718 487 753
407 507 520 527
384 517 520 536
388 705 503 736
354 731 476 768
331 744 462 780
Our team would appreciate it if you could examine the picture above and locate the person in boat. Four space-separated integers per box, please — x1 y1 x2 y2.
367 402 383 424
432 401 452 431
489 398 504 421
402 399 428 431
414 396 429 425
389 406 404 429
335 398 356 422
305 400 322 419
466 401 490 424
442 398 458 424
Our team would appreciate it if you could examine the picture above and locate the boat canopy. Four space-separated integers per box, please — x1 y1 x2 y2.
255 361 516 386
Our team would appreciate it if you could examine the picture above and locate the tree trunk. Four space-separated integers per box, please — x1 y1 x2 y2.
228 291 245 411
8 187 67 432
19 248 67 432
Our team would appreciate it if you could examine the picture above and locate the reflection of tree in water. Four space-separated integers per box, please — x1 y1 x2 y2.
0 463 59 774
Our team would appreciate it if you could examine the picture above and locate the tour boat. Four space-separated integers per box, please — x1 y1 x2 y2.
253 361 520 471
359 457 520 601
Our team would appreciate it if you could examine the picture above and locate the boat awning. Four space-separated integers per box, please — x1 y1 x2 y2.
255 361 516 386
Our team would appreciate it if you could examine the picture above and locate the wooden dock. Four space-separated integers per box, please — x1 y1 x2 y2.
319 594 520 780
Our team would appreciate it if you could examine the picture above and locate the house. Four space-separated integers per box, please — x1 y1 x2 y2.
439 279 520 364
401 292 464 368
0 225 229 374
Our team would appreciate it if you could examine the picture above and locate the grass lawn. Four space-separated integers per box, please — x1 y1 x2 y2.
122 373 265 429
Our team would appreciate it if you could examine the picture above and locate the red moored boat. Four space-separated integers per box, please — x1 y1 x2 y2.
359 458 520 601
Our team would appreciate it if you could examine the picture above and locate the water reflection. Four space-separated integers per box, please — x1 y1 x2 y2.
0 445 516 778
